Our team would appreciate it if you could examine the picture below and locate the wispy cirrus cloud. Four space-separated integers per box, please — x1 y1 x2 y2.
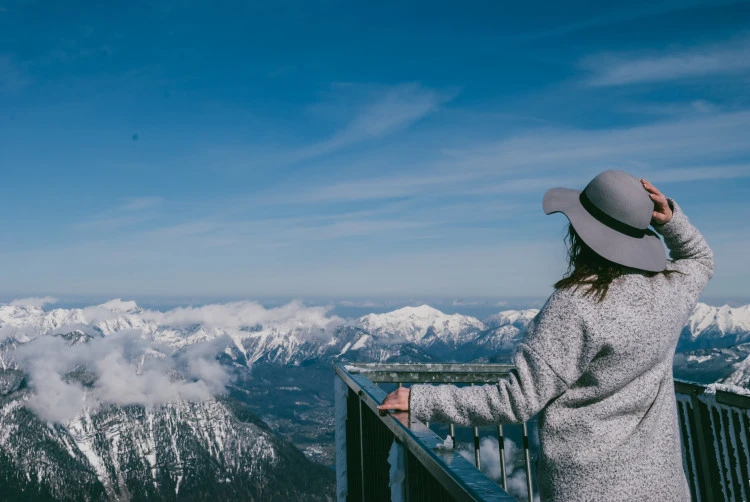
582 36 750 87
266 109 750 205
286 83 455 162
72 196 164 231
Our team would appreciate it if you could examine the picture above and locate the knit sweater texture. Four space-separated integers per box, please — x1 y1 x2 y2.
409 200 714 502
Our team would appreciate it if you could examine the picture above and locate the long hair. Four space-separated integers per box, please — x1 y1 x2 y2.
553 224 627 302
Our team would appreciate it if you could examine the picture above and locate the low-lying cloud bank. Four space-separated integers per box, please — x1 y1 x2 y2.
12 331 236 423
141 299 342 334
0 299 340 423
0 298 347 423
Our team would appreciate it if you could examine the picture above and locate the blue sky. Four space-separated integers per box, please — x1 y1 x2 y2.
0 0 749 304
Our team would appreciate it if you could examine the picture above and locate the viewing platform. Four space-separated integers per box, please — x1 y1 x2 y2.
335 362 750 502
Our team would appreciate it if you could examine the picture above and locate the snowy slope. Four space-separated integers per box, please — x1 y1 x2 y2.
0 300 150 343
484 309 539 330
356 305 485 344
0 372 334 500
679 303 750 350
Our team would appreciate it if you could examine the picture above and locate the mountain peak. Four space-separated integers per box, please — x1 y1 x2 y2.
97 299 140 313
679 302 750 351
355 305 484 343
392 304 445 317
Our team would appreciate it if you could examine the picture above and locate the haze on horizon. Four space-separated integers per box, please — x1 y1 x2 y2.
1 0 749 300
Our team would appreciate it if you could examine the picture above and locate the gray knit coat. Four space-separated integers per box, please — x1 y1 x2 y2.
410 201 714 502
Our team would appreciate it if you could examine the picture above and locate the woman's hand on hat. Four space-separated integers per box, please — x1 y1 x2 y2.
377 386 410 414
641 179 673 225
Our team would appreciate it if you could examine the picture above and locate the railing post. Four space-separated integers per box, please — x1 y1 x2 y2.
473 426 481 469
345 387 364 502
358 397 366 502
470 383 481 469
522 422 533 502
691 393 718 502
497 425 507 490
334 376 349 502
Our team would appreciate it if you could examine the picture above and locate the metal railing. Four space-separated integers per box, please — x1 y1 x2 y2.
675 379 750 502
336 363 750 502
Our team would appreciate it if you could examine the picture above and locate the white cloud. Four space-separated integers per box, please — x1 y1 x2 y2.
294 172 473 203
142 299 343 333
287 83 454 161
9 297 58 308
14 330 229 423
263 110 750 208
582 37 750 87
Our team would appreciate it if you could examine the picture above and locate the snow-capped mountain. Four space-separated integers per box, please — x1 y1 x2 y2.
484 309 539 330
0 374 333 500
0 299 149 344
0 300 493 367
355 305 485 357
679 303 750 351
460 312 540 362
6 298 750 370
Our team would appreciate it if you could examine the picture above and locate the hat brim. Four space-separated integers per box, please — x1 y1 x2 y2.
543 187 666 272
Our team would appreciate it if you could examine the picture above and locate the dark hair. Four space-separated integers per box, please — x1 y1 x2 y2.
553 225 625 302
554 224 680 301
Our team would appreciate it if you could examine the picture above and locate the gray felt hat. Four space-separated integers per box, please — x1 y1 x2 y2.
543 170 667 272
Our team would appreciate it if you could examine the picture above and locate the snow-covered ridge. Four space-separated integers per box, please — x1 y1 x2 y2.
680 303 750 350
355 305 485 343
3 298 750 369
484 309 540 329
0 299 529 366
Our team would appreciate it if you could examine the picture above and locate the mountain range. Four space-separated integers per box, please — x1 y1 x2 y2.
1 298 749 500
3 299 750 381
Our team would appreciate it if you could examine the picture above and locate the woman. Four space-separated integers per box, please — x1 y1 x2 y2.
378 170 713 502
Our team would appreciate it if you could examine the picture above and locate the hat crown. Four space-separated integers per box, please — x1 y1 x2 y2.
583 170 653 230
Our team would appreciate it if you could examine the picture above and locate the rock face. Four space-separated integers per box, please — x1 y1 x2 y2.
0 370 334 501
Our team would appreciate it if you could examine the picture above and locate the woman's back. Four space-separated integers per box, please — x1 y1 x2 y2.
381 173 714 502
527 198 712 501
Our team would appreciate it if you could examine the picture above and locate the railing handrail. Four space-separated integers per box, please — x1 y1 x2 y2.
343 362 514 383
335 362 517 501
674 378 750 409
345 364 750 408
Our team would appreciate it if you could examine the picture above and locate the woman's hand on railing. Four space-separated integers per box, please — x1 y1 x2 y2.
378 386 410 414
